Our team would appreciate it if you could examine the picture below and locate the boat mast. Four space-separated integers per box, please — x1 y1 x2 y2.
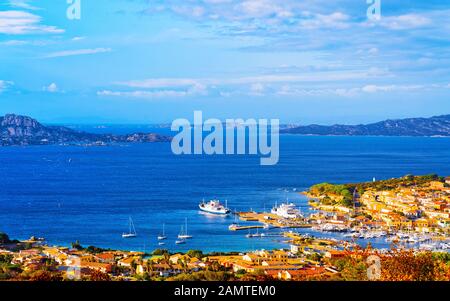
131 217 136 235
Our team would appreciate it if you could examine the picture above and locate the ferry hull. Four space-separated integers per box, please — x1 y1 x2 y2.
199 206 231 215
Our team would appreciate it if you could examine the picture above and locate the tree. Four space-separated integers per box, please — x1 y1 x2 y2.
71 240 83 250
30 270 62 281
186 250 203 259
153 249 169 256
0 233 10 244
380 250 446 281
90 270 111 281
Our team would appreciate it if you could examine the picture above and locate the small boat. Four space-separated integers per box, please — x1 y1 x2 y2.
158 242 166 246
158 224 167 241
122 217 137 238
246 232 266 238
199 199 231 215
228 211 242 231
177 218 193 239
263 223 271 230
245 228 265 238
228 223 240 231
175 239 186 245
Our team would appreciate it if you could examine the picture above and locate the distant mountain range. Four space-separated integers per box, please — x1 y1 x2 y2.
0 114 171 146
281 115 450 137
2 114 450 146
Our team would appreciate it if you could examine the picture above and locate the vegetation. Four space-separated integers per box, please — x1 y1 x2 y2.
69 241 109 254
0 233 11 244
353 174 444 192
309 183 354 207
71 240 83 251
152 249 170 256
167 270 234 281
186 250 204 259
329 248 450 281
309 174 444 208
90 270 111 281
85 245 109 254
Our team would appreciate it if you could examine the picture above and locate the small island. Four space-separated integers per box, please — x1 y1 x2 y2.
0 114 172 146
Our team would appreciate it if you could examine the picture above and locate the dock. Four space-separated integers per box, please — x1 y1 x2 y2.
237 211 312 229
229 225 264 231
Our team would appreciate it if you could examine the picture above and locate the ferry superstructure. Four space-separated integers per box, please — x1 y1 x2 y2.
271 203 302 219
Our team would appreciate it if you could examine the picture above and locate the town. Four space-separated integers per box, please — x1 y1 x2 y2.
305 174 450 250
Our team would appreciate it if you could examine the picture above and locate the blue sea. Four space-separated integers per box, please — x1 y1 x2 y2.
1 131 450 253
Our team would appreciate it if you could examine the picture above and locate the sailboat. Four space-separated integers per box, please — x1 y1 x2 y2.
246 227 265 238
177 218 193 239
158 223 167 241
175 238 186 245
122 217 137 238
175 224 186 244
228 210 241 231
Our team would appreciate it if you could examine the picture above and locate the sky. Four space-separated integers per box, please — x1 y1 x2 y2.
0 0 450 124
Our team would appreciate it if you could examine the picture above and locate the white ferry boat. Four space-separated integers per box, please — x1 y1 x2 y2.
271 202 302 219
199 199 231 215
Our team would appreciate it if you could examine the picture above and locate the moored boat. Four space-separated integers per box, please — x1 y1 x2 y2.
177 218 193 239
122 217 137 238
158 223 167 241
199 199 231 215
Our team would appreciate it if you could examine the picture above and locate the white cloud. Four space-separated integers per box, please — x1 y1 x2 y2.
274 83 434 98
368 14 432 30
249 83 265 96
0 80 14 93
42 82 58 93
0 39 28 46
299 12 350 30
0 10 63 35
71 36 86 41
368 47 379 55
108 69 391 99
235 0 293 19
361 84 424 93
119 78 200 89
98 83 207 99
98 86 207 99
44 48 112 58
118 70 378 90
8 0 40 11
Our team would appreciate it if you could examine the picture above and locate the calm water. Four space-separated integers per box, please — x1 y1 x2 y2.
1 134 450 253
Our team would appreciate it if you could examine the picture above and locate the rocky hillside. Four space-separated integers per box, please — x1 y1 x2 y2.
281 115 450 136
0 114 171 146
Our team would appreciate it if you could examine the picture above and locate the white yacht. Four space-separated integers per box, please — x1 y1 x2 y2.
199 199 231 215
157 223 167 241
177 218 193 239
122 217 137 238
